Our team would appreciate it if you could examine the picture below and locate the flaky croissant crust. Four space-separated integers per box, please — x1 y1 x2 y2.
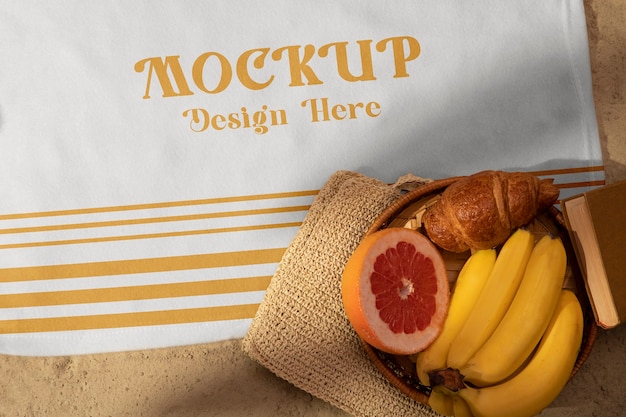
423 170 559 253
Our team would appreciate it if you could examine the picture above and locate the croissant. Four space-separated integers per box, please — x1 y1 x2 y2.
422 170 559 253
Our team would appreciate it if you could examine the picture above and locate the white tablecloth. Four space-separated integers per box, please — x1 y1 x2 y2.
0 0 604 355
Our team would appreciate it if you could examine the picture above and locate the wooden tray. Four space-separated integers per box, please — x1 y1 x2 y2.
360 177 598 406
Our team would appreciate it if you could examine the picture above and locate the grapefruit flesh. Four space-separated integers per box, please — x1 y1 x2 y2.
342 227 449 355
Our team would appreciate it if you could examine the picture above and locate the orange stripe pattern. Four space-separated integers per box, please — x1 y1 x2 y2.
0 167 604 338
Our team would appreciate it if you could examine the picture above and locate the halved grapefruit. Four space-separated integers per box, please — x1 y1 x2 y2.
342 227 449 355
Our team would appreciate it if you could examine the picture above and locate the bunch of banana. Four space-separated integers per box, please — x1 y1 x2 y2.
416 248 496 386
458 233 567 387
446 228 535 370
416 229 584 417
457 289 583 417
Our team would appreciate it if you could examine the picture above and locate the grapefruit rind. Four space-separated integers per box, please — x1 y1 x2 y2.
342 227 449 355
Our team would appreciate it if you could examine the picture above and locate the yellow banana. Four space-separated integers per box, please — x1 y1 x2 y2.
427 388 454 416
416 249 496 385
460 235 567 386
452 395 475 417
447 228 534 370
458 290 584 417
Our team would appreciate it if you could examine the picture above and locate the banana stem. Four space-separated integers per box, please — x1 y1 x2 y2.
428 368 467 393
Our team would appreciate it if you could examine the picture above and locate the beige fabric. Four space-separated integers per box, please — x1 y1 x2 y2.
242 171 439 417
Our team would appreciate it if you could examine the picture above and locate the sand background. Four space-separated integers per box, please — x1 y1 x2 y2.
2 1 625 416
